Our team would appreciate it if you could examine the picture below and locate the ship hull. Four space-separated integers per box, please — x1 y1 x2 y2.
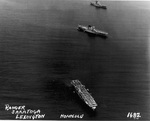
90 2 107 9
71 80 97 110
77 25 108 37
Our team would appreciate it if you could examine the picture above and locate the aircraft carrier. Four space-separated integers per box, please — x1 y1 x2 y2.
71 80 98 110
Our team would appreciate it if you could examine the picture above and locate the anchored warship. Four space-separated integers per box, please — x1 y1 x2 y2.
71 80 98 110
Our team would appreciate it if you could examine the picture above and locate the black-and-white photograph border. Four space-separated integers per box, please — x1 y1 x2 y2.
0 0 149 120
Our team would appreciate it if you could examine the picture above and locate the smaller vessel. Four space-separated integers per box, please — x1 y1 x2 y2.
90 1 107 9
77 25 108 37
71 80 98 110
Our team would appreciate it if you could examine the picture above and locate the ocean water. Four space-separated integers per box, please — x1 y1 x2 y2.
0 0 150 120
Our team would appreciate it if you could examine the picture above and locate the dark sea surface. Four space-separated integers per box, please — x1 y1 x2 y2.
0 0 150 120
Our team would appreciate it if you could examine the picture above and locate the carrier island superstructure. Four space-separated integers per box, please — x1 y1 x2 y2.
71 80 98 110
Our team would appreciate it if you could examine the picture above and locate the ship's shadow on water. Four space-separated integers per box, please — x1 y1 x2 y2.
86 33 108 39
78 30 108 39
71 89 97 117
44 80 97 117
